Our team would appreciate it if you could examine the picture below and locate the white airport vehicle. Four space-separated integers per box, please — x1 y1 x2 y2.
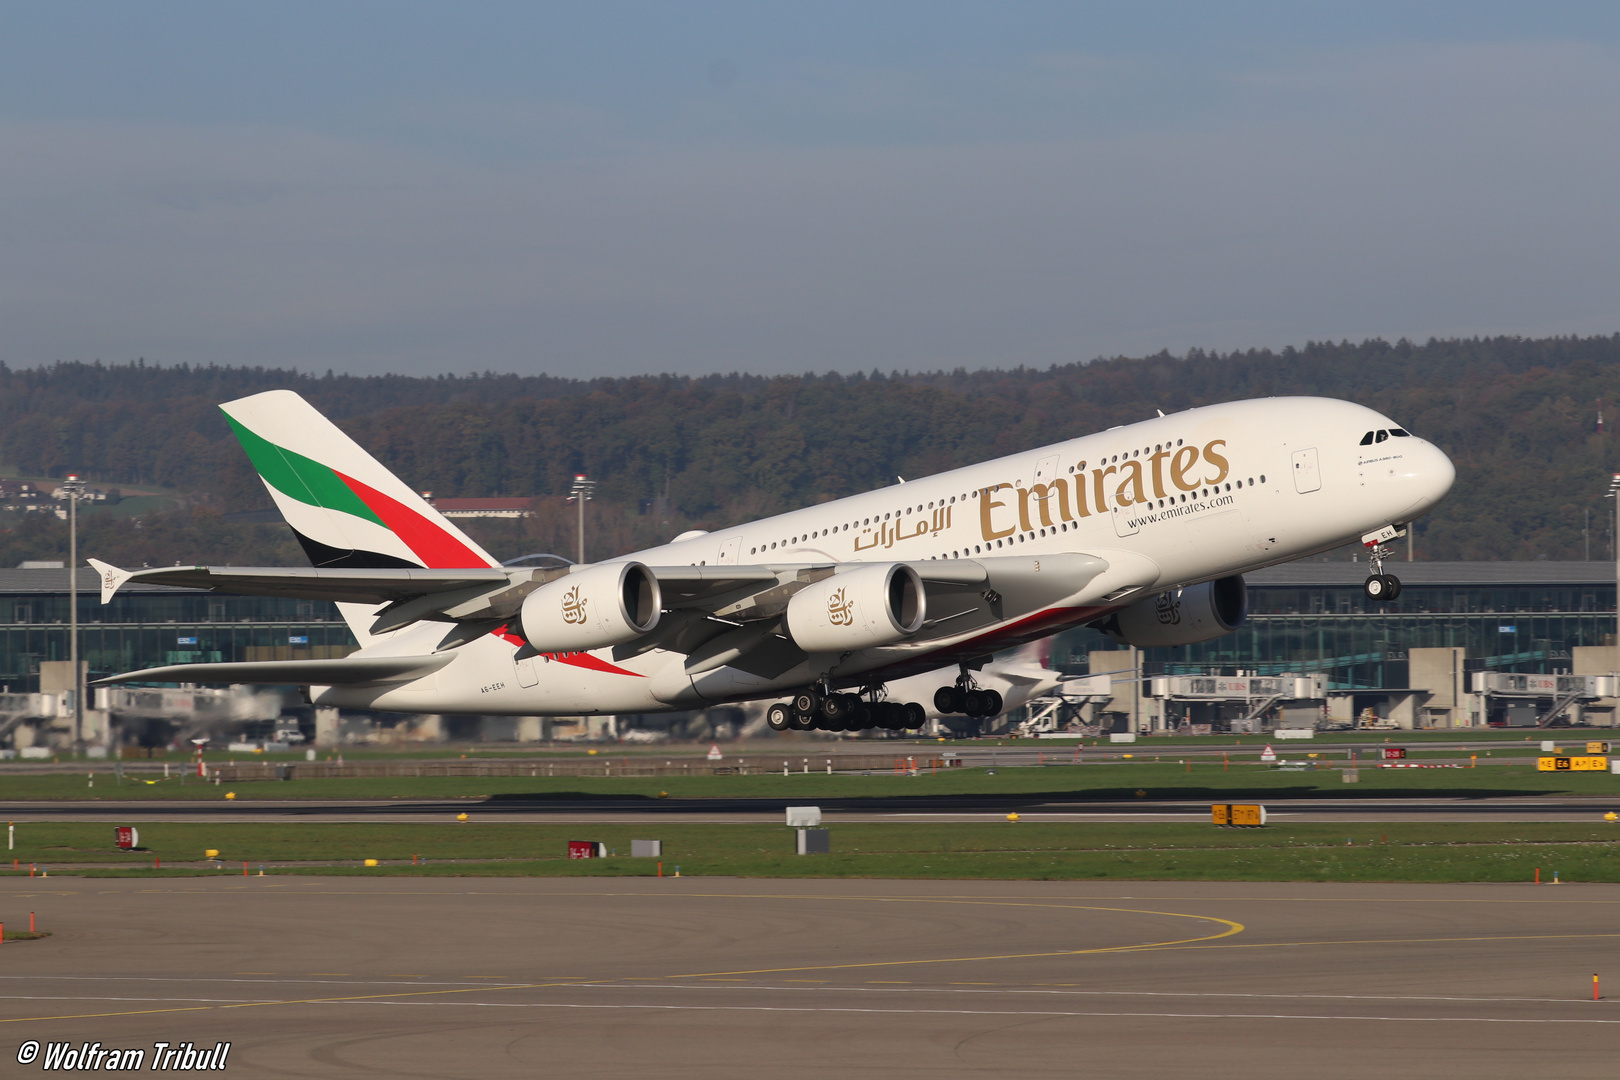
90 390 1453 734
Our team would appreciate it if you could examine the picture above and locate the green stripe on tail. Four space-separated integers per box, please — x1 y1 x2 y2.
224 414 384 526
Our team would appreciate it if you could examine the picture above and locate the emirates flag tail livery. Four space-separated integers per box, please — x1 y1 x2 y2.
91 390 1454 732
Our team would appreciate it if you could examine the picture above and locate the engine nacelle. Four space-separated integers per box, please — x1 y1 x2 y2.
785 563 926 653
518 561 661 653
1100 575 1247 648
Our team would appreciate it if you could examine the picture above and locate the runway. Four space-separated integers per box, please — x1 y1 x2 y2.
3 795 1620 823
0 876 1616 1078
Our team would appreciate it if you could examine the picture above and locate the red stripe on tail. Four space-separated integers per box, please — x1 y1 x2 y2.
336 472 492 569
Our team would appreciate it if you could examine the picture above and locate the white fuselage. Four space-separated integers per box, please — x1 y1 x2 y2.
318 396 1453 715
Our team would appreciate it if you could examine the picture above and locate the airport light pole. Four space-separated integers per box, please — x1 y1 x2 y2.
61 474 86 749
568 474 596 565
1609 474 1620 653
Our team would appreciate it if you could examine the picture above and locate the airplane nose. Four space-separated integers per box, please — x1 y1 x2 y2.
1393 439 1455 520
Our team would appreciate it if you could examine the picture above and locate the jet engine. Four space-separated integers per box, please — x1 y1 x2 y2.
518 561 661 653
785 562 926 653
1097 575 1247 648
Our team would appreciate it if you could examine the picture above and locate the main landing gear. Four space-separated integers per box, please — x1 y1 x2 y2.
1362 531 1403 603
932 668 1003 721
766 686 927 733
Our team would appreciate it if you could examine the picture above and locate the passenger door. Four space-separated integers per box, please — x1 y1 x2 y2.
1290 448 1321 494
514 654 539 688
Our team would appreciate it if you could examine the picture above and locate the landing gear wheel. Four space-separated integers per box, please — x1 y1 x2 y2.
903 701 928 730
822 693 852 723
793 688 823 717
789 709 816 731
767 703 793 731
981 689 1003 717
1364 574 1397 602
963 689 987 718
934 686 958 713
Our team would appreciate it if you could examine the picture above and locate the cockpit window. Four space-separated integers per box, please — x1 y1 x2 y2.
1389 428 1410 437
1359 431 1375 445
1375 430 1389 443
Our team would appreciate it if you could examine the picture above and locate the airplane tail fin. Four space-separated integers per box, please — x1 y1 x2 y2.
220 390 499 572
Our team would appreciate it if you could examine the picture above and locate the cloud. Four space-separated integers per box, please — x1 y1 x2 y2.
1 38 1618 378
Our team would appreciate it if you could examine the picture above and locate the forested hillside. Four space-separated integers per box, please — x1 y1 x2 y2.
2 335 1616 566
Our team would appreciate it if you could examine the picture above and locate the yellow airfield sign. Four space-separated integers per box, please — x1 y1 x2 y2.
1537 756 1609 772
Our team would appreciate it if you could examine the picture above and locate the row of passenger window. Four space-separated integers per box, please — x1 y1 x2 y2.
745 435 1230 556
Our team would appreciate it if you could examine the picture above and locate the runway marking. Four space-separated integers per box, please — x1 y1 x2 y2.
5 981 1616 1010
0 980 578 1023
658 904 1243 979
4 989 1615 1027
0 974 565 989
0 904 1236 1022
0 996 276 1005
1167 931 1620 952
584 981 1619 1006
325 999 1620 1025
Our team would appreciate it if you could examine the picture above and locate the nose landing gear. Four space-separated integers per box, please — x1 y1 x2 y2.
1360 526 1405 602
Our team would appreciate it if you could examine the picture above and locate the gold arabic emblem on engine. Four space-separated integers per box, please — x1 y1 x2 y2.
560 585 588 625
827 586 854 626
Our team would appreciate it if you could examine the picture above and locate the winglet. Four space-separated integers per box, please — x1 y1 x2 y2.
87 558 132 604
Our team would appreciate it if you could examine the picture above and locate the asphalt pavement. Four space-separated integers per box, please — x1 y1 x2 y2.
0 876 1615 1078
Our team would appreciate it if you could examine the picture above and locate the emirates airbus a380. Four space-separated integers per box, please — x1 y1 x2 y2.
92 390 1454 732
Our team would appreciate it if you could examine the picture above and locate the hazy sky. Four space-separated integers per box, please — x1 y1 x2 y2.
4 2 1619 378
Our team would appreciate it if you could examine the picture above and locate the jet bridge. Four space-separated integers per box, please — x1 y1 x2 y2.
1470 672 1619 728
1149 674 1328 734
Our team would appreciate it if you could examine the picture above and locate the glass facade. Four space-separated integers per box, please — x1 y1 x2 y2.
1053 571 1619 692
0 584 355 692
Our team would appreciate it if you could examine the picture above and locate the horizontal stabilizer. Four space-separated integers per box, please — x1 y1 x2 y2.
88 563 511 604
91 654 454 687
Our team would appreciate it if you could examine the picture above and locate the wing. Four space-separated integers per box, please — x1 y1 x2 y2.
90 654 453 687
89 559 512 604
92 554 1131 644
87 553 1138 686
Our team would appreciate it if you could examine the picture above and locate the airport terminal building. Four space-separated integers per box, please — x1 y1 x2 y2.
0 562 1617 744
1056 561 1620 730
0 568 353 695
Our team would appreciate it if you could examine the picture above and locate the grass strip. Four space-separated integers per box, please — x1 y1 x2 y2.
8 760 1620 802
9 820 1620 883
